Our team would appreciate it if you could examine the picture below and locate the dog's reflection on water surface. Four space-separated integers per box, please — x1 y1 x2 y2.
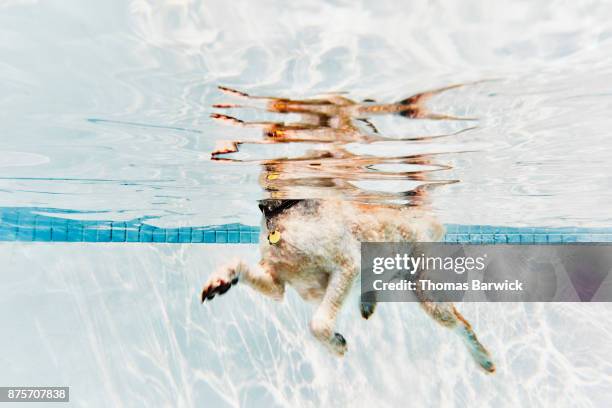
201 83 495 374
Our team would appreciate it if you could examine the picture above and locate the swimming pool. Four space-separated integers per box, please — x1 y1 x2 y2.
2 0 612 406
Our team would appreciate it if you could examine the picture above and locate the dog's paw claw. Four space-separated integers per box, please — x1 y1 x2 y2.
201 262 245 304
201 285 219 302
201 279 232 303
217 282 232 295
331 332 348 356
360 301 376 320
480 359 496 374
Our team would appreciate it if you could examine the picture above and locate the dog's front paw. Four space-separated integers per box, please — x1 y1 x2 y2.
201 275 238 302
200 261 245 302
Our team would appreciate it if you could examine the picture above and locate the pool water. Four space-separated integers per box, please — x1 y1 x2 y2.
2 0 611 228
1 0 612 406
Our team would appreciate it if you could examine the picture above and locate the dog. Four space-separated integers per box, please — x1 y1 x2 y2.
201 84 495 374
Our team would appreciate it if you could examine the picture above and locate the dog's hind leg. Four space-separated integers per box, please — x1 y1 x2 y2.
310 262 358 356
418 301 496 374
451 307 496 373
201 260 284 302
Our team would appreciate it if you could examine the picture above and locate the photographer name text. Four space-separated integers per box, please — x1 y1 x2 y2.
372 279 524 292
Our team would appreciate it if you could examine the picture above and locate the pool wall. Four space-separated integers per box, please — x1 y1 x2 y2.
1 207 611 244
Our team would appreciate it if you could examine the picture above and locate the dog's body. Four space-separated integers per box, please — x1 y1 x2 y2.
203 199 443 346
202 85 496 374
202 199 494 372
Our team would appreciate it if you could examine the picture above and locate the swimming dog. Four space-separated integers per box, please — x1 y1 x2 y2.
201 85 495 374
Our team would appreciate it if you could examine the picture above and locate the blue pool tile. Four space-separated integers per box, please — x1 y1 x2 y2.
228 231 240 243
152 228 166 243
82 225 99 242
191 228 204 243
497 226 512 234
550 227 578 234
587 234 612 242
166 228 179 243
3 210 612 246
456 234 469 243
469 234 482 244
451 225 464 234
250 232 259 243
0 210 19 241
215 231 228 243
178 228 192 243
561 234 577 243
111 222 126 242
481 234 495 244
506 234 521 243
0 225 17 241
468 225 482 234
66 220 83 242
16 226 35 241
16 213 34 241
481 225 496 234
587 227 612 234
33 216 52 241
1 210 19 227
202 231 215 243
126 225 140 242
96 222 112 242
516 227 534 235
139 225 154 242
15 213 33 241
444 224 459 234
51 218 68 241
494 234 507 244
520 234 534 244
